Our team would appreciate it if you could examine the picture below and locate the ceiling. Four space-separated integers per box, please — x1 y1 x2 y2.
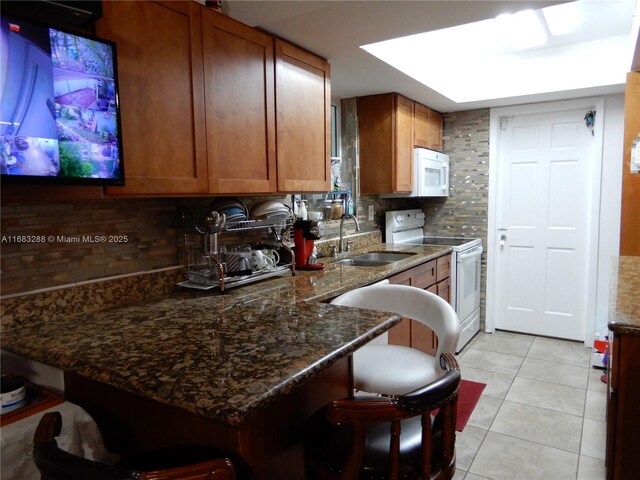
224 0 636 112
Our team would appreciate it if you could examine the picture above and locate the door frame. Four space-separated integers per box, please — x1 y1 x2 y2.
486 97 605 346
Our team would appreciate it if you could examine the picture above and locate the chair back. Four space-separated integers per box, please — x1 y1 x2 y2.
305 353 461 480
33 411 237 480
332 283 460 368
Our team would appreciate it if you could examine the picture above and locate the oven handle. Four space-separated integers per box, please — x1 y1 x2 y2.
458 246 483 261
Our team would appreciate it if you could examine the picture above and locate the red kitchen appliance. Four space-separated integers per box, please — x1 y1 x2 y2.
293 219 325 270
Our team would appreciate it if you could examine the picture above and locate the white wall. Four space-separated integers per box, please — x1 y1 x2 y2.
594 94 624 338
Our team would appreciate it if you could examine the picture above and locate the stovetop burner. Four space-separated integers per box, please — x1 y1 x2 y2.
420 237 477 247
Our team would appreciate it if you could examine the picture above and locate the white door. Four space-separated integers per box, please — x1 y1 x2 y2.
494 108 596 340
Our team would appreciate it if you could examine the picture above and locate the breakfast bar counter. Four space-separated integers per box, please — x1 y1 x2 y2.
1 243 450 478
1 298 398 427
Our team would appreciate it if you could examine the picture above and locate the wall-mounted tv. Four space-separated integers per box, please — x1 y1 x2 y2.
0 13 124 186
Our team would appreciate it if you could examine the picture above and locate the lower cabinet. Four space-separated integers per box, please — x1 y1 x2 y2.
606 329 640 480
387 254 452 355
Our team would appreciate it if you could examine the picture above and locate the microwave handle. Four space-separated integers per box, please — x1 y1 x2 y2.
442 164 449 191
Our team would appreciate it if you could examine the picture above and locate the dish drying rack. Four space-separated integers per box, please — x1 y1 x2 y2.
181 210 296 292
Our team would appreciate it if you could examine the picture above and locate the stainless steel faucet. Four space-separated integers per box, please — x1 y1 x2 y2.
339 214 361 253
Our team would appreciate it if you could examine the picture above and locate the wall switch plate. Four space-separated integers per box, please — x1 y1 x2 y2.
368 204 375 221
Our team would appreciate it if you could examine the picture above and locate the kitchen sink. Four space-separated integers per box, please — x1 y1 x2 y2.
331 251 416 267
331 258 392 267
351 252 416 262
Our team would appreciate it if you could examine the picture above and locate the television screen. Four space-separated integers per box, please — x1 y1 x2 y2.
0 14 124 185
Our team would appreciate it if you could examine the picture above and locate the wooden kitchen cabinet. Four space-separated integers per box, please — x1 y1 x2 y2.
620 71 640 255
100 3 330 197
605 257 640 480
99 1 209 196
606 330 640 480
358 93 414 194
275 39 331 193
386 254 452 355
414 102 443 151
202 9 277 194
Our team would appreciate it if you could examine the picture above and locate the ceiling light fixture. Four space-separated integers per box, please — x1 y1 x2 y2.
495 9 548 50
542 1 581 36
360 0 634 104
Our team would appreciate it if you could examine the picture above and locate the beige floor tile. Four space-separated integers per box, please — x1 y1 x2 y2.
453 468 467 480
467 395 502 430
469 331 534 357
517 356 589 388
456 332 604 479
527 336 592 366
464 473 492 480
505 377 586 416
577 455 606 480
587 367 608 393
584 390 607 421
455 425 487 471
469 431 579 480
459 349 524 376
580 418 606 460
490 400 583 453
460 367 515 400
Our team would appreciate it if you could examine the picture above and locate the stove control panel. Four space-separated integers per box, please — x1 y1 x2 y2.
385 209 426 234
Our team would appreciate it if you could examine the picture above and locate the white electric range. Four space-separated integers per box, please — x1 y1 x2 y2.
385 209 482 352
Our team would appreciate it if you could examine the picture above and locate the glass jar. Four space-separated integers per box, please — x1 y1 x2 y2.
322 200 333 220
331 199 344 220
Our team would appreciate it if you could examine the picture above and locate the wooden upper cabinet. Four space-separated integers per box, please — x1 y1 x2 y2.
358 93 414 194
99 1 208 196
620 71 640 255
202 10 276 194
274 39 331 193
414 102 443 151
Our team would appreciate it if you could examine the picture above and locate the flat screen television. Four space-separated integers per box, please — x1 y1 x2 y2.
0 13 124 185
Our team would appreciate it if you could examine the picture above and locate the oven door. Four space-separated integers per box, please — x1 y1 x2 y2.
456 245 483 321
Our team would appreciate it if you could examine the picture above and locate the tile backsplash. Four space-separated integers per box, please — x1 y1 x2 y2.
1 198 182 295
0 195 383 297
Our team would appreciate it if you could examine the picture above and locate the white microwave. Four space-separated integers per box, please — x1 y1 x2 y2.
381 148 449 198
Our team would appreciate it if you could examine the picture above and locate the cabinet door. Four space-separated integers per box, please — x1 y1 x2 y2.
100 1 208 196
358 93 393 194
275 39 331 192
387 269 413 346
428 110 444 151
436 254 451 282
358 93 414 194
414 103 443 151
413 259 437 289
202 10 276 194
394 95 414 192
436 277 451 304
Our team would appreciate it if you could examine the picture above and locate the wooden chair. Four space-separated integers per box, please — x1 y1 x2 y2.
33 411 240 480
305 353 460 480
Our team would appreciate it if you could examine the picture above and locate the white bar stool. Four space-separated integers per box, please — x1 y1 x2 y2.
332 283 460 395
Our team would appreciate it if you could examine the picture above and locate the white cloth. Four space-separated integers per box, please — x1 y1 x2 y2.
1 401 116 480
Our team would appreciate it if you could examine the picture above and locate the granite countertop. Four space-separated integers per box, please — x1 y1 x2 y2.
1 243 451 425
608 256 640 336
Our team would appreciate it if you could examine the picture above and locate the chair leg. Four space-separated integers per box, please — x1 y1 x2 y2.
421 413 432 480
